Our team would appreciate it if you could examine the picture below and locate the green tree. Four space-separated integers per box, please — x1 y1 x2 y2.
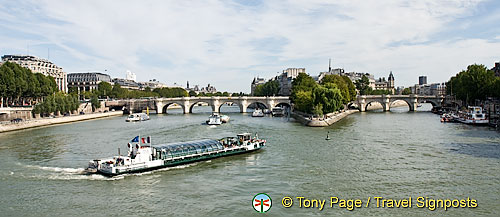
90 95 100 111
189 90 197 97
355 75 372 95
320 74 351 104
402 88 412 95
313 83 343 114
254 80 280 96
97 81 112 98
446 64 496 104
293 90 314 113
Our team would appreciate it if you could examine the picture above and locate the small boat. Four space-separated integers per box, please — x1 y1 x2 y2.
126 113 150 122
440 113 452 122
252 109 264 117
325 131 331 140
272 107 285 117
86 133 266 176
206 113 222 125
220 114 230 123
458 106 489 125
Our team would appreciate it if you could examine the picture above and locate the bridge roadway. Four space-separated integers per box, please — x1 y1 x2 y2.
106 96 291 114
106 95 444 114
354 95 444 112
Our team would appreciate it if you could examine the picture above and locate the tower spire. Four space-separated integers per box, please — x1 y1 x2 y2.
329 58 331 72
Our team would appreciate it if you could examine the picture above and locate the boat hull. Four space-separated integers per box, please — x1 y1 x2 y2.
97 147 262 177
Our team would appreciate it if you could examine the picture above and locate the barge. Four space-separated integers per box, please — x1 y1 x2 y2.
86 133 266 176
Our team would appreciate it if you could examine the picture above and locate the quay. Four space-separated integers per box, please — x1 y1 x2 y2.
0 111 122 133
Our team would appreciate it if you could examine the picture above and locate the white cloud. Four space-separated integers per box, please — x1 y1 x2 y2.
0 0 498 91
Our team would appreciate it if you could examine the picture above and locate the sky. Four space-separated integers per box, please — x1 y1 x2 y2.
1 0 499 92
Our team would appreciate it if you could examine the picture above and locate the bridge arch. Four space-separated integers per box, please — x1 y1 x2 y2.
365 100 385 112
275 102 291 108
161 102 185 114
418 99 439 107
217 100 243 113
389 99 412 112
189 100 213 113
246 101 270 111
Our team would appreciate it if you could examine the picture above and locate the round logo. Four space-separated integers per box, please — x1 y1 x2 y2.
252 193 272 213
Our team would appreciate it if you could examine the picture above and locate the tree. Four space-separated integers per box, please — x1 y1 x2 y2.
90 95 100 111
313 83 343 114
320 74 351 104
189 90 197 97
0 62 57 106
355 75 372 95
342 76 357 101
97 81 112 98
402 88 412 95
293 90 314 113
254 80 280 96
446 64 497 104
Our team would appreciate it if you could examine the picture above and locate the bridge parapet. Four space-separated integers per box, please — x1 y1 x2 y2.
355 95 443 112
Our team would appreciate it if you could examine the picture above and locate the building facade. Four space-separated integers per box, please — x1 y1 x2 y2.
112 78 140 90
419 76 427 85
138 79 168 90
126 70 136 82
410 83 446 96
67 72 112 93
251 77 266 96
493 62 500 77
1 55 67 92
275 68 304 96
372 71 395 94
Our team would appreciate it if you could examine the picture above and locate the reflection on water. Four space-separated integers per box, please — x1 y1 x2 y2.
0 105 499 217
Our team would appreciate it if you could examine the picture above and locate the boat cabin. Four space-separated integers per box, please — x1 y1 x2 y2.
237 133 251 141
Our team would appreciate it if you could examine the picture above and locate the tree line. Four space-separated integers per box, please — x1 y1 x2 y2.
446 64 500 105
291 73 356 116
0 61 58 107
253 80 280 96
33 92 80 116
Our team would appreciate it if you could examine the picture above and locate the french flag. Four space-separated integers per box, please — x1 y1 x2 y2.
141 136 151 144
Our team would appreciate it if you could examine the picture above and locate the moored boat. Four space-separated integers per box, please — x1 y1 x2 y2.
271 107 285 117
86 133 266 176
458 106 489 125
252 109 264 117
126 113 150 122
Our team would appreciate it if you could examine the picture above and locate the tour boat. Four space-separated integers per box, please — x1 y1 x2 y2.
458 106 489 125
125 113 150 122
206 113 222 125
271 107 285 117
252 109 264 117
86 133 266 176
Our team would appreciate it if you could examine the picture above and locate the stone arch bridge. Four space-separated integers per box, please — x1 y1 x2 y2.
354 95 444 112
106 96 291 114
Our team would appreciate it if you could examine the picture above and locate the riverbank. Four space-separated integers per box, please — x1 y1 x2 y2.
0 111 123 133
292 109 359 127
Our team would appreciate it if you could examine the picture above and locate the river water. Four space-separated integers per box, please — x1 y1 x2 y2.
0 105 499 216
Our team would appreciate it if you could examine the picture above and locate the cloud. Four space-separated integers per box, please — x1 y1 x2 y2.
0 0 499 91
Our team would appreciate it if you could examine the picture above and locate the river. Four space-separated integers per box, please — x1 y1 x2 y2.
0 105 499 216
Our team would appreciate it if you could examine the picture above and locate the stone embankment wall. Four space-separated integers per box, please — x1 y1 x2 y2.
292 110 359 127
0 111 123 133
